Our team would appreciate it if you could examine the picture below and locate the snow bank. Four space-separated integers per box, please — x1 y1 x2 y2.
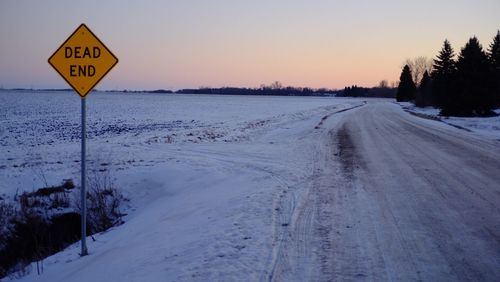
399 102 500 140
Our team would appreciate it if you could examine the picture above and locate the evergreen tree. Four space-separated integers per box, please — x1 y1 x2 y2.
396 65 416 102
489 30 500 67
415 71 432 107
488 30 500 107
449 37 494 116
431 40 456 108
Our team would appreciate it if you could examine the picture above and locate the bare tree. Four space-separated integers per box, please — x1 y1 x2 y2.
378 80 389 88
270 81 283 90
404 56 433 86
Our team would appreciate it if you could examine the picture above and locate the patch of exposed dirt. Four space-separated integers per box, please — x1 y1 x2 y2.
336 125 356 176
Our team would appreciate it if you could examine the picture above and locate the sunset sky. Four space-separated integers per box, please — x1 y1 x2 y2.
1 0 499 90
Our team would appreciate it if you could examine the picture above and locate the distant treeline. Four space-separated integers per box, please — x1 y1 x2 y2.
4 86 394 98
176 86 336 96
118 81 339 96
138 83 396 98
338 85 396 98
7 82 397 98
397 30 500 116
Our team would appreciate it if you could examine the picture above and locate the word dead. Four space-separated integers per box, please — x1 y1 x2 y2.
65 46 101 77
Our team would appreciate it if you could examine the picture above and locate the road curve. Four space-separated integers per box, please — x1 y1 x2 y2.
319 102 500 281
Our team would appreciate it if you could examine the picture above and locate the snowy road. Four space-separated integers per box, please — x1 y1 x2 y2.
275 102 500 281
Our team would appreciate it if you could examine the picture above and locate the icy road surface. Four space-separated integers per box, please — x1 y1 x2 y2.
270 102 500 281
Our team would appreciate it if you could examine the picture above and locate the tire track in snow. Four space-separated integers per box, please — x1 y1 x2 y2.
267 101 500 281
266 103 367 282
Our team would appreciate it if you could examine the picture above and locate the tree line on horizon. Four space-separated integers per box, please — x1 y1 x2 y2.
397 31 500 117
338 84 396 98
126 81 396 98
175 83 337 96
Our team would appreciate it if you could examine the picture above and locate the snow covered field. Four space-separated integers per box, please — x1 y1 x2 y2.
0 90 363 281
0 90 359 197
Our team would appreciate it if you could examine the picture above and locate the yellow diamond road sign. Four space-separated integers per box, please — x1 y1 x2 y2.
48 24 118 98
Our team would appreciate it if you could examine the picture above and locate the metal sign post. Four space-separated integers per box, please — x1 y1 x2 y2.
80 98 88 256
48 23 118 256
